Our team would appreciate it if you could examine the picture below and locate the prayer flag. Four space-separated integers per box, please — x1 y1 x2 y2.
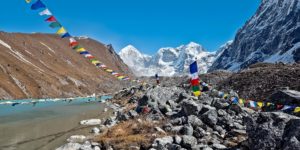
294 107 300 113
193 91 201 97
76 48 86 52
61 33 71 38
56 27 67 35
80 51 89 55
191 79 199 86
39 8 52 16
31 0 46 10
257 102 264 108
49 22 62 28
189 61 198 74
69 38 78 47
118 76 125 79
106 69 113 73
45 16 57 22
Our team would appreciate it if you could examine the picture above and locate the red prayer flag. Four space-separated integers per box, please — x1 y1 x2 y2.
191 79 199 86
45 16 57 22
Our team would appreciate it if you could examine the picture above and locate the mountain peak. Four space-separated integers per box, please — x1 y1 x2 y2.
119 42 217 76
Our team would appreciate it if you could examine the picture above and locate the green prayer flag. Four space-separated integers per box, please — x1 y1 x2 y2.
192 86 200 92
73 45 83 50
49 22 62 28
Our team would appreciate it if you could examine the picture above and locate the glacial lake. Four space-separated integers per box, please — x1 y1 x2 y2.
0 96 112 150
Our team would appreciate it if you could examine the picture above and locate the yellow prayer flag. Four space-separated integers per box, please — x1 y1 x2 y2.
257 102 264 108
56 27 67 35
294 107 300 113
76 48 86 52
105 69 113 73
239 99 244 105
267 102 272 106
223 94 228 99
118 76 125 79
91 60 101 65
193 91 201 97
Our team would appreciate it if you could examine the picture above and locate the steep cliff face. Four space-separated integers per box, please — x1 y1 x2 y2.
209 0 300 71
0 32 133 100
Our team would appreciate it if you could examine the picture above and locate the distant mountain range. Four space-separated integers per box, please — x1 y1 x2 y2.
119 42 217 76
120 0 300 75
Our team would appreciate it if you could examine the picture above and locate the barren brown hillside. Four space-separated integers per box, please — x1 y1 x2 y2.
0 32 134 100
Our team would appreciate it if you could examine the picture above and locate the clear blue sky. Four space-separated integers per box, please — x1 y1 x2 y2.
1 0 260 54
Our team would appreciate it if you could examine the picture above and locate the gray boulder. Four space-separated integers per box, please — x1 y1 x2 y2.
181 100 202 116
187 115 203 128
181 124 194 136
282 119 300 150
181 135 197 149
201 109 218 127
245 112 299 150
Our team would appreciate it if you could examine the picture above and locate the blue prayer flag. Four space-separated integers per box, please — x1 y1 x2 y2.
80 51 90 55
31 0 46 10
190 61 198 74
61 33 71 38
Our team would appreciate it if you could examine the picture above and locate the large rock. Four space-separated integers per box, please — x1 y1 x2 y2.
267 89 300 105
187 115 203 128
181 124 194 136
181 135 197 149
245 112 300 150
282 119 300 150
201 109 218 127
181 100 202 116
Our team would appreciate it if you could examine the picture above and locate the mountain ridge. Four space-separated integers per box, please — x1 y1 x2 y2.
209 0 300 72
119 42 217 76
0 31 133 100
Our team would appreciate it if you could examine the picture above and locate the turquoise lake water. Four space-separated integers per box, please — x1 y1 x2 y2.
0 96 113 150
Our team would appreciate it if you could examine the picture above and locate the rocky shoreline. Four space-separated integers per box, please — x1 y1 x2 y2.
55 82 300 150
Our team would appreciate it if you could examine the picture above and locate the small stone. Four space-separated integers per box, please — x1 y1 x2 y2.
212 143 227 149
80 119 101 126
128 110 139 118
174 135 182 144
153 136 174 147
56 143 81 150
104 108 108 112
67 135 86 143
91 127 100 134
217 109 227 117
155 127 167 134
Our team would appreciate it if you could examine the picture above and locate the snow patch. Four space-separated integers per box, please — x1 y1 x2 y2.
10 75 30 97
40 42 55 53
0 39 45 72
68 77 86 87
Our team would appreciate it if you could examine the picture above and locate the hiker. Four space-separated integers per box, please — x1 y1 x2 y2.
155 73 160 85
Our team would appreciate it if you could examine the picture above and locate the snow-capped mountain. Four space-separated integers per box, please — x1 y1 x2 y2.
209 0 300 72
119 42 216 76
